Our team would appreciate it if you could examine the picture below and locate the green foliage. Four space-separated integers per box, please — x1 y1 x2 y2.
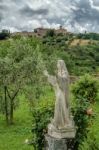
79 131 99 150
72 74 98 103
0 38 44 86
46 29 55 37
0 37 44 124
0 30 10 40
42 34 99 75
79 99 99 150
72 75 98 149
32 91 54 150
77 33 99 40
73 97 91 149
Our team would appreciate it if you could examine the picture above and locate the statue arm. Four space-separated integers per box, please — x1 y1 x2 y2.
44 70 57 87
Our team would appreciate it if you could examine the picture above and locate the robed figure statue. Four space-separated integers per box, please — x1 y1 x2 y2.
44 60 73 131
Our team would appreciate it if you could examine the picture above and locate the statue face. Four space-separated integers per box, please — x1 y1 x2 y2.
57 60 64 76
57 60 68 77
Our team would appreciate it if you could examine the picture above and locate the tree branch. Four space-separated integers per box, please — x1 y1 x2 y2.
7 87 20 101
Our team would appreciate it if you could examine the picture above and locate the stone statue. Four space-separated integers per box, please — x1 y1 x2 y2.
44 60 75 139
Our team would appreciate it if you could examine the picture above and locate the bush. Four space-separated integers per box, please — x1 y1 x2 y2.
46 29 55 37
72 97 92 149
56 37 62 43
72 74 98 103
32 94 54 150
72 74 98 149
0 30 10 40
79 97 99 150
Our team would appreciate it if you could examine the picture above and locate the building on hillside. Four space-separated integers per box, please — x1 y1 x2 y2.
34 26 69 37
11 26 71 38
55 26 68 35
34 28 49 37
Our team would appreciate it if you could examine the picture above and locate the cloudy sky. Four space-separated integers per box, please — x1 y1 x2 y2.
0 0 99 32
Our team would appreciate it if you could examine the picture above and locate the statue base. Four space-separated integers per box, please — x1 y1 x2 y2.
45 134 75 150
45 123 76 150
48 123 76 139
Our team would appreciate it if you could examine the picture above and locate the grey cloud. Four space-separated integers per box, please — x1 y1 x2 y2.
75 0 99 21
19 6 49 17
69 0 99 32
93 0 99 6
0 5 7 10
0 0 3 3
0 0 99 32
0 15 3 22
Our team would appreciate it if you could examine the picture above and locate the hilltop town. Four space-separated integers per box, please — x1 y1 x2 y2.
11 26 71 37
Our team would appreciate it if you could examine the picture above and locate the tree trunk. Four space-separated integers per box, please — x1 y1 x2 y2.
4 86 9 125
10 98 14 124
7 88 19 125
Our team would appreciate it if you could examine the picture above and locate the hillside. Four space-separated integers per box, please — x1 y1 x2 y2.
0 31 99 150
0 30 99 76
41 31 99 75
70 39 99 46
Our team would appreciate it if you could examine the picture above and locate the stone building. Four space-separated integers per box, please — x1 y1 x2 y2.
34 26 69 37
11 26 70 38
55 26 68 35
34 28 48 37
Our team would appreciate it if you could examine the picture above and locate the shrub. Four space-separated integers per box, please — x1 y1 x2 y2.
0 30 10 40
72 97 92 149
72 74 98 103
32 95 54 150
56 37 62 43
79 96 99 150
72 74 98 149
46 29 55 37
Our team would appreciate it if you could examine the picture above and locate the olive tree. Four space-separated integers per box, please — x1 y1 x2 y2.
0 38 44 124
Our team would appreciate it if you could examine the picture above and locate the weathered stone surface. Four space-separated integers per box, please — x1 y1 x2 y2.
44 60 76 139
48 123 76 139
45 135 75 150
44 60 76 150
45 135 67 150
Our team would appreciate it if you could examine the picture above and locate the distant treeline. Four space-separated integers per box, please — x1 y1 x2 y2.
0 30 10 40
77 32 99 40
0 28 99 41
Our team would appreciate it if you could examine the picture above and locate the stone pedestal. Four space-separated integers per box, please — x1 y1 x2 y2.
45 121 76 150
48 123 76 139
45 135 75 150
45 135 67 150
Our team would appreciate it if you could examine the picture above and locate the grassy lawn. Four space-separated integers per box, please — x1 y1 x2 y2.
0 94 33 150
0 87 98 150
0 86 55 150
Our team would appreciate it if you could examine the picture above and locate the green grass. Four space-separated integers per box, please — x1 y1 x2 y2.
0 94 33 150
0 86 55 150
0 87 98 150
79 94 99 150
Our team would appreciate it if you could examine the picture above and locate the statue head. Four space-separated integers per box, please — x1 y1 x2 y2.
57 60 68 77
57 60 69 91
